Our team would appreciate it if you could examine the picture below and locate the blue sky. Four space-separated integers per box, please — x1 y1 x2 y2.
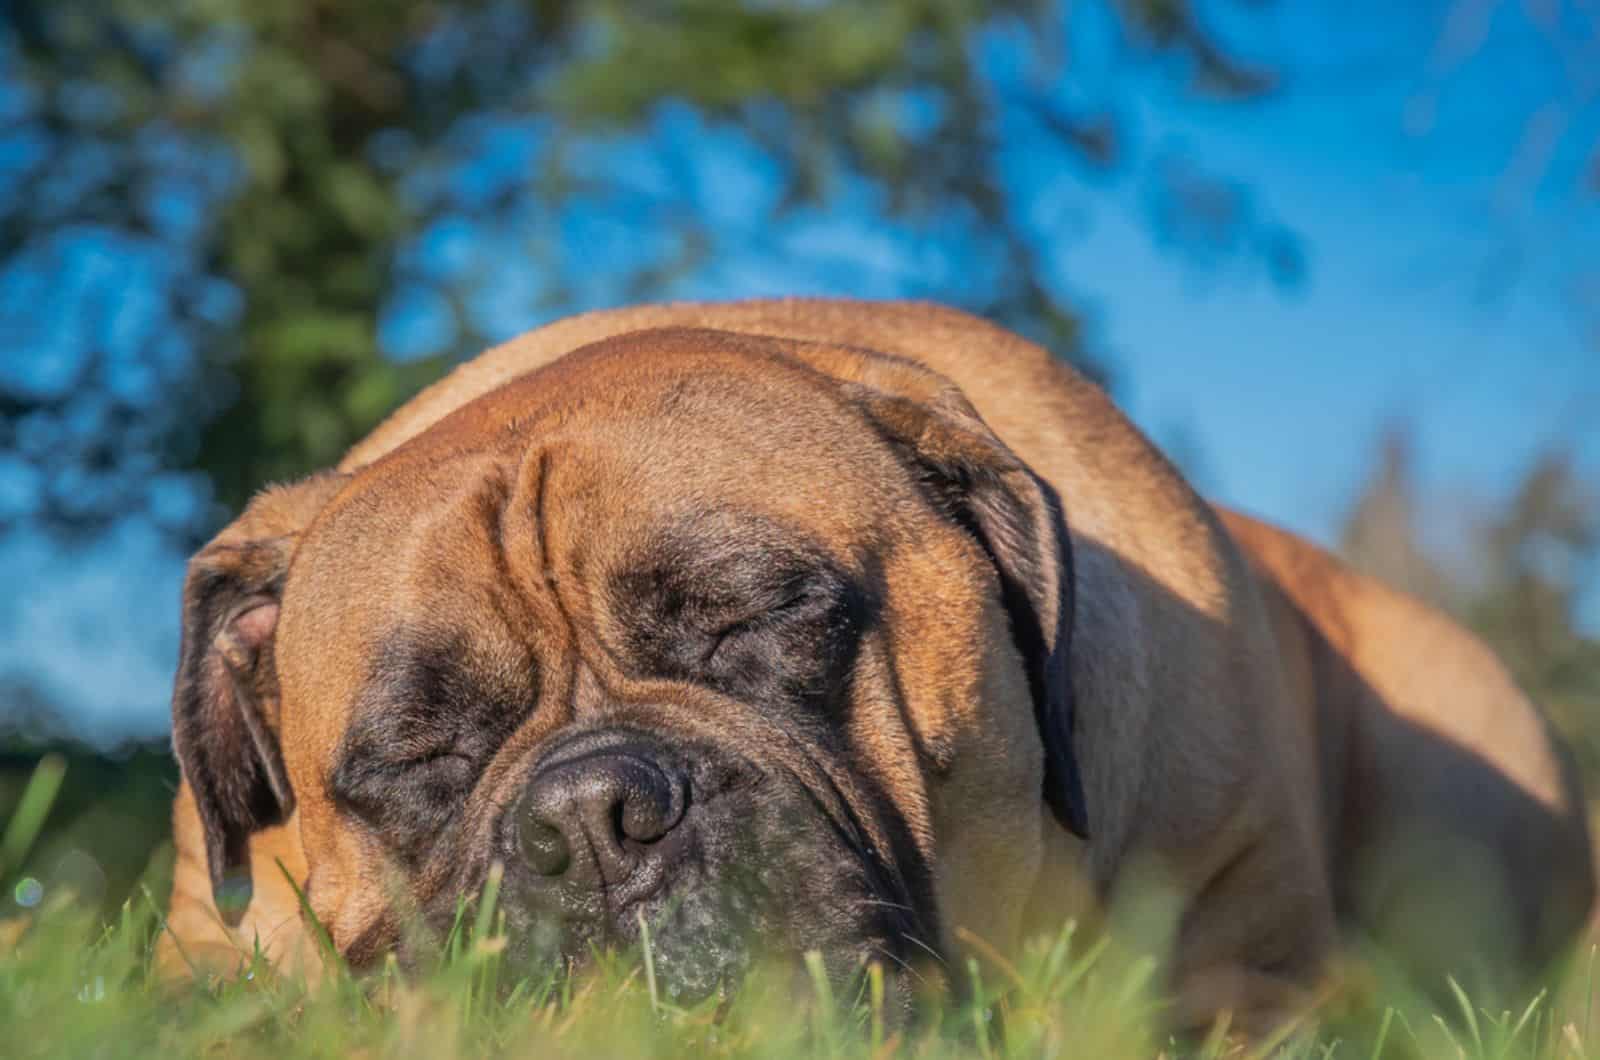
1081 0 1600 553
1 0 1596 746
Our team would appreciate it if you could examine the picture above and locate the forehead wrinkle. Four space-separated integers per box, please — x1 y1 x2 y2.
293 449 508 608
527 447 597 692
347 327 848 477
539 429 902 599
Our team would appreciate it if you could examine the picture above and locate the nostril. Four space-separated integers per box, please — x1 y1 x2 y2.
619 774 683 843
519 815 571 877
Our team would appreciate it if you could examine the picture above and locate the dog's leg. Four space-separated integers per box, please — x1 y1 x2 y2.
1165 817 1338 1040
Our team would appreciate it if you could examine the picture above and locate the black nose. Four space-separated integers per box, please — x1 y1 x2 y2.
516 746 688 888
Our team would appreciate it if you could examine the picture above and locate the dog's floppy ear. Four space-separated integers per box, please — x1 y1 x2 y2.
171 472 346 923
824 352 1088 838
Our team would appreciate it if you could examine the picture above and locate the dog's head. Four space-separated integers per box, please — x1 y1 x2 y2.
170 327 1085 1001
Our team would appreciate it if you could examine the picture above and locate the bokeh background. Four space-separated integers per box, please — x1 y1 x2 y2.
0 0 1595 922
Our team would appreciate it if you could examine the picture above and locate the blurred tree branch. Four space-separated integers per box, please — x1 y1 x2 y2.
0 0 1293 533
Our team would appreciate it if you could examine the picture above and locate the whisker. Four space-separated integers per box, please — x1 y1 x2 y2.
867 944 924 985
899 931 947 967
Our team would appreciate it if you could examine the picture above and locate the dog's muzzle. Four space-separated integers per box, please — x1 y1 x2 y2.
485 727 928 1008
494 729 769 1003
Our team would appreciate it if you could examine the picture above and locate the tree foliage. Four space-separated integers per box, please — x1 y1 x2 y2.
0 0 1290 529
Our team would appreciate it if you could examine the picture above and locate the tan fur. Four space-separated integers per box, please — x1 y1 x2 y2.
158 786 321 981
162 299 1593 1030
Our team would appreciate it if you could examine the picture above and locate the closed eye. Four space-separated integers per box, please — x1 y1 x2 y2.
610 542 875 709
330 745 474 807
401 748 476 777
701 585 816 665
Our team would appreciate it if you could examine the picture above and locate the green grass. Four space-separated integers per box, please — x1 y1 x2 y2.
3 757 1597 1059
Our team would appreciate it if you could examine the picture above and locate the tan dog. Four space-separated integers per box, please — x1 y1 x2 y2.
159 299 1594 1029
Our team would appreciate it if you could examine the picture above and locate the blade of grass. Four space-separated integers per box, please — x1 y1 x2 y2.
804 949 838 1054
868 959 885 1055
467 864 506 1019
1587 943 1596 1049
1432 1013 1466 1058
1504 988 1549 1057
1447 975 1483 1052
1037 920 1078 994
139 881 213 984
1241 1003 1323 1060
637 906 660 1015
1198 1008 1234 1059
1111 954 1158 1008
805 949 835 1010
471 861 503 948
444 893 470 966
1055 933 1111 1001
1 753 66 878
967 957 995 1060
275 856 347 985
1369 1007 1395 1060
954 926 1026 994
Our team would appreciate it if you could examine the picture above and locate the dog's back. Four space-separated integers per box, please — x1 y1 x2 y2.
1223 510 1595 986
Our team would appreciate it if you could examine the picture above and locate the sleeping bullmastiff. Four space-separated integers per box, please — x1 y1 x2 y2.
158 299 1595 1030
